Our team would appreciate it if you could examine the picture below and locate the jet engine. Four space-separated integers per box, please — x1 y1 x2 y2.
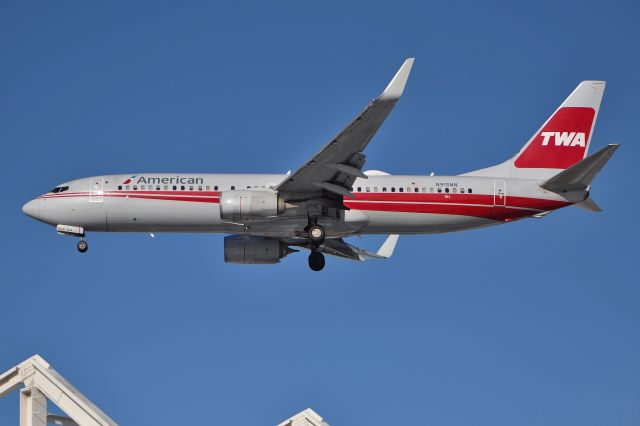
224 235 294 264
219 190 285 222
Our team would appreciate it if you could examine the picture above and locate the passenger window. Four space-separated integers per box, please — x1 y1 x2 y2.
214 185 218 191
430 188 434 193
445 188 449 193
357 187 361 192
164 185 168 190
206 185 210 190
460 188 465 193
141 185 145 190
126 185 130 190
414 188 419 193
382 187 387 192
189 185 194 190
468 188 473 193
407 187 411 192
133 186 138 190
374 187 378 192
437 188 442 193
452 188 457 193
391 187 395 192
366 187 370 192
181 186 185 191
199 185 203 191
155 185 159 190
118 185 122 190
231 186 235 190
399 187 404 192
173 185 177 190
421 187 426 193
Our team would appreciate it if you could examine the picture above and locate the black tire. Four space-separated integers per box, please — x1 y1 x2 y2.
308 224 325 245
308 251 325 271
77 240 88 253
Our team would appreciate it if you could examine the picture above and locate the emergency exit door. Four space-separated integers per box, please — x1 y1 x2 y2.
89 177 104 202
493 180 506 207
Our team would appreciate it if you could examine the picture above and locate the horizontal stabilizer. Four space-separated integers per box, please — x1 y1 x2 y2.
574 197 602 212
541 144 619 193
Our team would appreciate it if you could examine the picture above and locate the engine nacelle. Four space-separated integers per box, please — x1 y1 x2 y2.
219 190 285 222
224 235 292 264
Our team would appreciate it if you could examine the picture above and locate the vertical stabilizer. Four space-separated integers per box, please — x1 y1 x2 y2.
464 81 606 180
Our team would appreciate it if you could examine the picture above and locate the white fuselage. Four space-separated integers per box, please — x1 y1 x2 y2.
23 172 576 241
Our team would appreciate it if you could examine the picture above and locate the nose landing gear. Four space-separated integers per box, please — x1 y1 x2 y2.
56 225 88 254
77 238 88 253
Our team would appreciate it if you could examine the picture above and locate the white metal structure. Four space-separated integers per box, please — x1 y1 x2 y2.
1 356 332 426
277 408 330 426
0 355 117 426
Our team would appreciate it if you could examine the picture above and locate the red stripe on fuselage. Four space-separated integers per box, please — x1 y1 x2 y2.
39 191 221 204
38 191 571 220
350 192 568 209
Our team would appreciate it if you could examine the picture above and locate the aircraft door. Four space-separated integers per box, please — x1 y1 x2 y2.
493 179 506 207
89 177 104 202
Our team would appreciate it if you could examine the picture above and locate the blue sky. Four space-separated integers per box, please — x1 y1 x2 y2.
1 1 639 424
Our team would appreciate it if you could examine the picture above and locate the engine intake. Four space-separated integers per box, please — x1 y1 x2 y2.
224 235 293 264
219 190 285 222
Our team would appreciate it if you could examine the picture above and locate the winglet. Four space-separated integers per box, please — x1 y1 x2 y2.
378 58 414 101
376 234 399 258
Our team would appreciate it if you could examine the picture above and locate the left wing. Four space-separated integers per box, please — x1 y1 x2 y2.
309 235 400 261
276 59 414 203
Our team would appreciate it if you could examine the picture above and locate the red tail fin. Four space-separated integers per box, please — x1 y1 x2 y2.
463 81 606 180
514 81 605 170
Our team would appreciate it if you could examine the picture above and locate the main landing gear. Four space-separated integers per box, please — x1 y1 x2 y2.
77 237 88 253
308 224 325 246
306 223 326 271
308 250 325 271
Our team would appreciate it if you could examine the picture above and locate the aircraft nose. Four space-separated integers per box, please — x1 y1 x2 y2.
22 199 40 219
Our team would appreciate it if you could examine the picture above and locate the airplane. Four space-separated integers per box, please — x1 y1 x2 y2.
22 58 618 271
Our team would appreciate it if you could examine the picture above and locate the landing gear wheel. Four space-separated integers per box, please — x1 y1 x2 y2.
308 224 325 246
308 251 325 271
77 240 88 253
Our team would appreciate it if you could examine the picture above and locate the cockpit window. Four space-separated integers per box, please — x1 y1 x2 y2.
50 186 69 194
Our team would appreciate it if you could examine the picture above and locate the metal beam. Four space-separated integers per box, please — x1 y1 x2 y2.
20 388 47 426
